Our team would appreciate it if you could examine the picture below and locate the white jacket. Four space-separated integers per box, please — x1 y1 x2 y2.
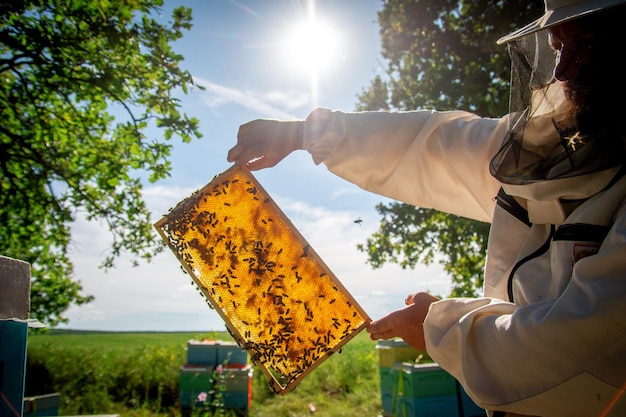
302 108 626 417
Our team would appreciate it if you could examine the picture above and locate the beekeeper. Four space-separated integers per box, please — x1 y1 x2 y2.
227 1 626 415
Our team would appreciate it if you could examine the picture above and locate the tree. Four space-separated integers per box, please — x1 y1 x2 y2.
356 0 543 296
355 75 390 111
0 0 203 326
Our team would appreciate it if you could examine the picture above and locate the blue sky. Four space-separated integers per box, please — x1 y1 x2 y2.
58 0 450 332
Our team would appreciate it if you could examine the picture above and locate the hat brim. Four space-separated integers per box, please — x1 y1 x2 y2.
497 0 626 44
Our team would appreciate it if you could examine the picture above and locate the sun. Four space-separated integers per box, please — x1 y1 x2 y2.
283 18 340 73
274 3 343 107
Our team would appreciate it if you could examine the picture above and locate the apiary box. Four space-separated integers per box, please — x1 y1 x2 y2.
214 365 253 410
375 337 485 417
396 363 485 417
399 394 459 417
186 340 247 366
0 255 31 417
458 382 485 417
397 363 459 417
377 339 432 416
217 364 253 391
0 320 28 417
400 363 457 398
379 363 401 417
179 364 253 412
376 339 431 368
186 340 218 365
22 392 61 417
216 341 248 366
179 365 215 408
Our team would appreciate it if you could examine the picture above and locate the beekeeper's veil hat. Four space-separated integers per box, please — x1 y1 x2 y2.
489 0 626 185
497 0 626 44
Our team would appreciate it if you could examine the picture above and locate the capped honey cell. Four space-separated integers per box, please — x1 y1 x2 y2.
154 164 371 394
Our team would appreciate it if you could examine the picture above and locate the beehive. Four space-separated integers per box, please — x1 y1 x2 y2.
154 164 371 394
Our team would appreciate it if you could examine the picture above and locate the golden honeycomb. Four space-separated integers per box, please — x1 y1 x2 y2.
154 164 371 394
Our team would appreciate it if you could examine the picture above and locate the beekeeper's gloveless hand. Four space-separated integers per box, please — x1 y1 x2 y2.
366 292 439 351
228 119 304 171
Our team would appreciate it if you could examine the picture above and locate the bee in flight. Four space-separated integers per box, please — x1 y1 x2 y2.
353 217 363 226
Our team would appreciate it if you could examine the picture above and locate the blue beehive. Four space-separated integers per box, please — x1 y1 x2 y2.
179 365 216 409
458 382 485 417
375 340 484 417
22 393 61 417
181 340 251 415
214 365 254 411
186 340 248 366
376 339 432 416
397 363 459 417
216 341 248 366
186 340 218 366
0 256 32 417
0 320 28 417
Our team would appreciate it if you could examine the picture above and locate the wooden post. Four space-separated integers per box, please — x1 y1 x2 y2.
0 255 31 417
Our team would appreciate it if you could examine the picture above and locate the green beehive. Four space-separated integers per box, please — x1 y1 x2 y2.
186 340 218 366
379 364 401 417
458 382 485 417
376 339 432 416
216 341 248 366
374 340 484 417
22 393 61 417
179 365 215 409
395 363 459 417
213 365 254 411
376 339 432 368
400 363 457 398
398 394 459 417
0 256 32 417
179 364 254 414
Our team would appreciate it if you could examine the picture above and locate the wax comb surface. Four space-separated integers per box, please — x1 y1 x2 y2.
154 164 370 394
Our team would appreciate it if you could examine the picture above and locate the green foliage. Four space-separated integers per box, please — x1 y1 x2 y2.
376 0 543 116
26 331 228 414
26 331 381 417
0 0 203 326
356 0 543 296
357 203 490 297
27 344 183 414
355 75 390 111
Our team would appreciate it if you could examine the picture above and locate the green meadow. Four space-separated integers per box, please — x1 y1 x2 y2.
26 330 382 417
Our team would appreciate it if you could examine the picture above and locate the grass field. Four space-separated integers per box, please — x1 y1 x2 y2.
26 329 384 417
27 329 225 351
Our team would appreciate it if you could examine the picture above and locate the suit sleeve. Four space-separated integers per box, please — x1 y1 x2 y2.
302 108 507 222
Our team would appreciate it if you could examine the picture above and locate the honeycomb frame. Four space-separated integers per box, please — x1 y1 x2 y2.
154 164 371 394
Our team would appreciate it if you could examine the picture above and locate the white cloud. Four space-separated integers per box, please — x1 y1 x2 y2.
260 89 311 111
193 77 308 119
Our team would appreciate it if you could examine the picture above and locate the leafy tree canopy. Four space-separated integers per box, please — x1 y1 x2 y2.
0 0 203 326
356 0 543 297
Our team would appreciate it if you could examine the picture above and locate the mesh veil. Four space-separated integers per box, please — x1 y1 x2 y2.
489 29 625 185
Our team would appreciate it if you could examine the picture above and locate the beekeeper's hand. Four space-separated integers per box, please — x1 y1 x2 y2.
228 119 304 170
366 292 439 351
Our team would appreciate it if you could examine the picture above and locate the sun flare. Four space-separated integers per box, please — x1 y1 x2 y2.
283 19 339 72
275 2 344 107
